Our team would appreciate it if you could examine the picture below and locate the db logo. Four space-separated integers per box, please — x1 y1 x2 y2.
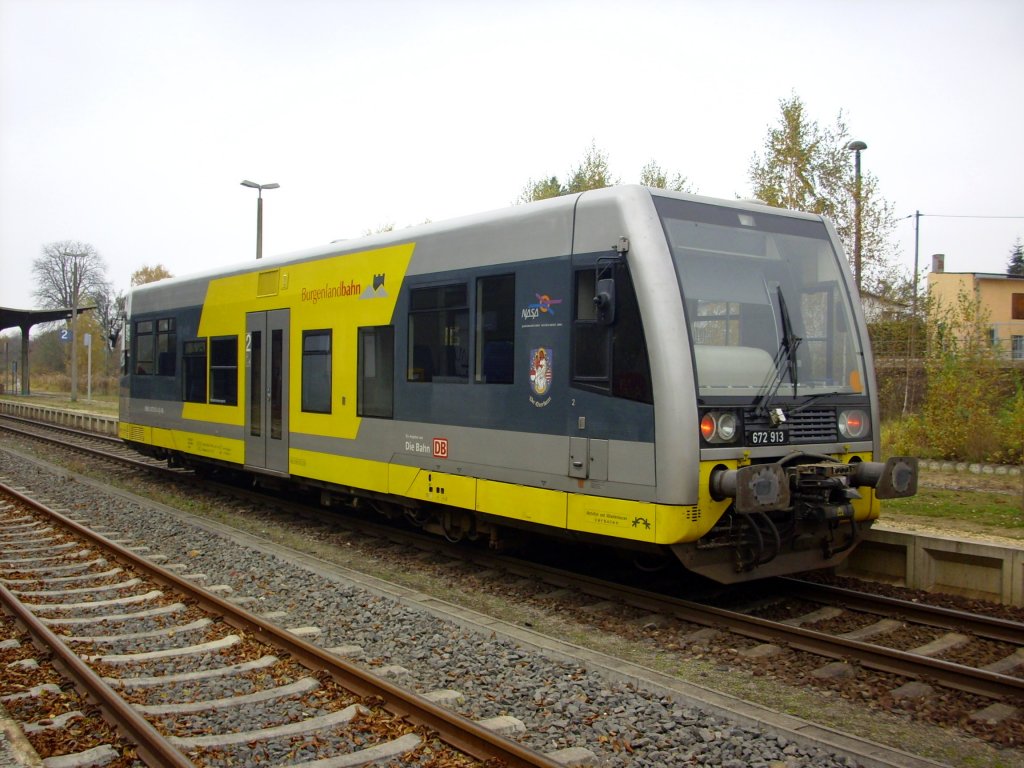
432 438 448 459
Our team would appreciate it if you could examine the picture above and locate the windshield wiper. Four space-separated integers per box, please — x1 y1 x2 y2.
755 286 802 421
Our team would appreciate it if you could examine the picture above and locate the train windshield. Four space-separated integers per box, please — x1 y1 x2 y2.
655 196 866 399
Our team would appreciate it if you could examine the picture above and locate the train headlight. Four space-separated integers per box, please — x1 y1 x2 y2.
717 412 737 441
700 411 739 444
838 409 868 439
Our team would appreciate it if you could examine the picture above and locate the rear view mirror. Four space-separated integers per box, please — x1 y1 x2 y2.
594 278 616 325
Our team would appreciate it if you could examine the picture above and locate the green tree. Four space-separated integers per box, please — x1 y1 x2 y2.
517 176 563 204
1007 238 1024 275
517 142 692 203
564 141 616 193
893 286 1004 461
130 264 173 286
639 160 694 193
28 328 65 375
749 94 898 296
517 141 617 203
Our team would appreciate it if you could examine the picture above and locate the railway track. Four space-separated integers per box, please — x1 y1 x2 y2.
3 411 1023 762
436 547 1024 702
5 413 1024 700
0 481 573 767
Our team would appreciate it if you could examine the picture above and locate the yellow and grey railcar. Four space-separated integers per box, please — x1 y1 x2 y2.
119 185 917 583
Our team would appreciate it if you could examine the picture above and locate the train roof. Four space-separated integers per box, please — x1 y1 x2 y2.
128 185 828 306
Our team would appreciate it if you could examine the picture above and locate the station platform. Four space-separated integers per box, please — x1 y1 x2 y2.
0 397 117 436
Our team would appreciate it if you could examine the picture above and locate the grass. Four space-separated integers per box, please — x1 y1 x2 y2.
882 470 1024 539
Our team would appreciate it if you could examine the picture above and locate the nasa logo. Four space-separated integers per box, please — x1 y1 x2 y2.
521 292 562 323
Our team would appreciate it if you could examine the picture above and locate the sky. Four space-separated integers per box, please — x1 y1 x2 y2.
1 0 1022 316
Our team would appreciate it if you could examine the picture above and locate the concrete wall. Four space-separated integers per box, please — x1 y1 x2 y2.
843 527 1024 606
0 400 118 436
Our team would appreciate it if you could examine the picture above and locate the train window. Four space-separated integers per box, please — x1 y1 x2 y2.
156 318 176 376
475 274 515 384
301 330 332 414
134 321 154 375
182 340 207 403
249 331 262 435
271 329 284 439
573 270 610 383
572 264 653 404
408 284 468 383
358 326 394 418
209 336 238 406
610 264 653 403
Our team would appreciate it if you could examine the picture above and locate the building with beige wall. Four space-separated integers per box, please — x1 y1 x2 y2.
927 256 1024 359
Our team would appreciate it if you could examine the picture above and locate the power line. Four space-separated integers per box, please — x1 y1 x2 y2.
901 213 1024 220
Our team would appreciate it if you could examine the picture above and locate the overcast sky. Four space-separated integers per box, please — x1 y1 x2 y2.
1 0 1022 314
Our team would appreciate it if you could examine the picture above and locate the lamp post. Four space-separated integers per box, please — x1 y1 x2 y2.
846 140 867 294
240 180 280 259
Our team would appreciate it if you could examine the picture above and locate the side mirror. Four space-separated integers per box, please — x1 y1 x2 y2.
594 278 616 325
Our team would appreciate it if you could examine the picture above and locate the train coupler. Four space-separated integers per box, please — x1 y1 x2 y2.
711 453 919 514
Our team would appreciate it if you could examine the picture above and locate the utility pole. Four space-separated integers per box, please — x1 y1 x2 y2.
846 140 867 294
70 258 79 402
903 211 921 416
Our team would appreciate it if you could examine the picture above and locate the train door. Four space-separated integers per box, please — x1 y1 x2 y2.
245 309 290 475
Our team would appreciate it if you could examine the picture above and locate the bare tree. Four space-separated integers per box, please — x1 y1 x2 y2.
32 241 108 401
92 283 126 358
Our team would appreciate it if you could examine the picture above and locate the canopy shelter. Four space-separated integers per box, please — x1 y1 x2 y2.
0 306 93 395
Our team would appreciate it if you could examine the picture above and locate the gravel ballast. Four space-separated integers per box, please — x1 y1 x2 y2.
0 441 994 767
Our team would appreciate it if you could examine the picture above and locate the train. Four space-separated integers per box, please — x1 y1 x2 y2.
118 185 917 583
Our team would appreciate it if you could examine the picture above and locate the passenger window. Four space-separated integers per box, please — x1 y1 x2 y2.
407 284 468 383
156 318 176 376
358 326 394 418
134 320 154 375
475 274 515 384
209 336 238 406
301 330 332 414
182 340 208 403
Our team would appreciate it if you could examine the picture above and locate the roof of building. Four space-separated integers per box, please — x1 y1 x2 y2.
931 271 1024 280
0 306 93 333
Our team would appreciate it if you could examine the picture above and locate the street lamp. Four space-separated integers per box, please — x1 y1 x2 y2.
846 140 867 294
240 180 280 260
